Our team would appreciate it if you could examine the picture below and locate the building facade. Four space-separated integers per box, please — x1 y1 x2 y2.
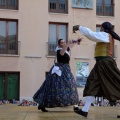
0 0 120 102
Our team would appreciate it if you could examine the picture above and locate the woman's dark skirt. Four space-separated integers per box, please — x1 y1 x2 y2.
33 63 79 108
83 57 120 101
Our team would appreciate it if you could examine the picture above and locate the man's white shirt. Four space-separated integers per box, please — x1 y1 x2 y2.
79 26 110 43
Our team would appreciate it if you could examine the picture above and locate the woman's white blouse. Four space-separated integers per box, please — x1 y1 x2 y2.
79 26 110 43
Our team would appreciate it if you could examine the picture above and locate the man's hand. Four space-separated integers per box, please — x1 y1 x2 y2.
73 25 79 33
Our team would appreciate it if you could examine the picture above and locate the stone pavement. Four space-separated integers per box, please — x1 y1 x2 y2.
0 104 119 120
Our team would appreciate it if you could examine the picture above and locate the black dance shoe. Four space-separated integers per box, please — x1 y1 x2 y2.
73 106 79 111
117 115 120 118
38 105 48 112
74 109 88 117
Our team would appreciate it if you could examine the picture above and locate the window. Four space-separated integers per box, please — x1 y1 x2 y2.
96 24 114 31
0 0 18 10
96 25 101 32
49 0 68 14
0 20 18 54
48 23 68 55
96 0 114 16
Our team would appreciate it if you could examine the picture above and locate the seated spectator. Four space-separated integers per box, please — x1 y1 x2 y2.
78 100 84 106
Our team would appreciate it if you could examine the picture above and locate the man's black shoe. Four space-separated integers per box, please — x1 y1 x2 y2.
117 115 120 118
73 107 79 111
74 109 88 117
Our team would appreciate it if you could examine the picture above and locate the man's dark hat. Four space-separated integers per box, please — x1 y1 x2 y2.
102 22 112 30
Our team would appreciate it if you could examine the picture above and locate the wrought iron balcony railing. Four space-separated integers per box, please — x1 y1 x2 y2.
0 41 20 55
48 42 57 56
49 0 68 14
96 3 114 16
0 0 18 10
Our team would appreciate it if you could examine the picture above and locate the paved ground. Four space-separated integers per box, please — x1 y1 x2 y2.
0 104 120 120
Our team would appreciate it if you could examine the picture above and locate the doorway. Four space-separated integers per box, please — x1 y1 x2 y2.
0 72 20 100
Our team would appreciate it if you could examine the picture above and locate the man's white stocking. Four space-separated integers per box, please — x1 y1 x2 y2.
82 96 95 112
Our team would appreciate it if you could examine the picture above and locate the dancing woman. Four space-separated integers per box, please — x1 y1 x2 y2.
33 39 79 112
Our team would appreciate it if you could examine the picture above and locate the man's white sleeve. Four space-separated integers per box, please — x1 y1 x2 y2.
79 26 109 43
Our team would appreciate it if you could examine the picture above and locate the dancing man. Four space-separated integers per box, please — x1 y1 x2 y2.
73 22 120 118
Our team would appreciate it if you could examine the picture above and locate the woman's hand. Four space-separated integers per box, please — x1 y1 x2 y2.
69 38 82 45
68 39 77 48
